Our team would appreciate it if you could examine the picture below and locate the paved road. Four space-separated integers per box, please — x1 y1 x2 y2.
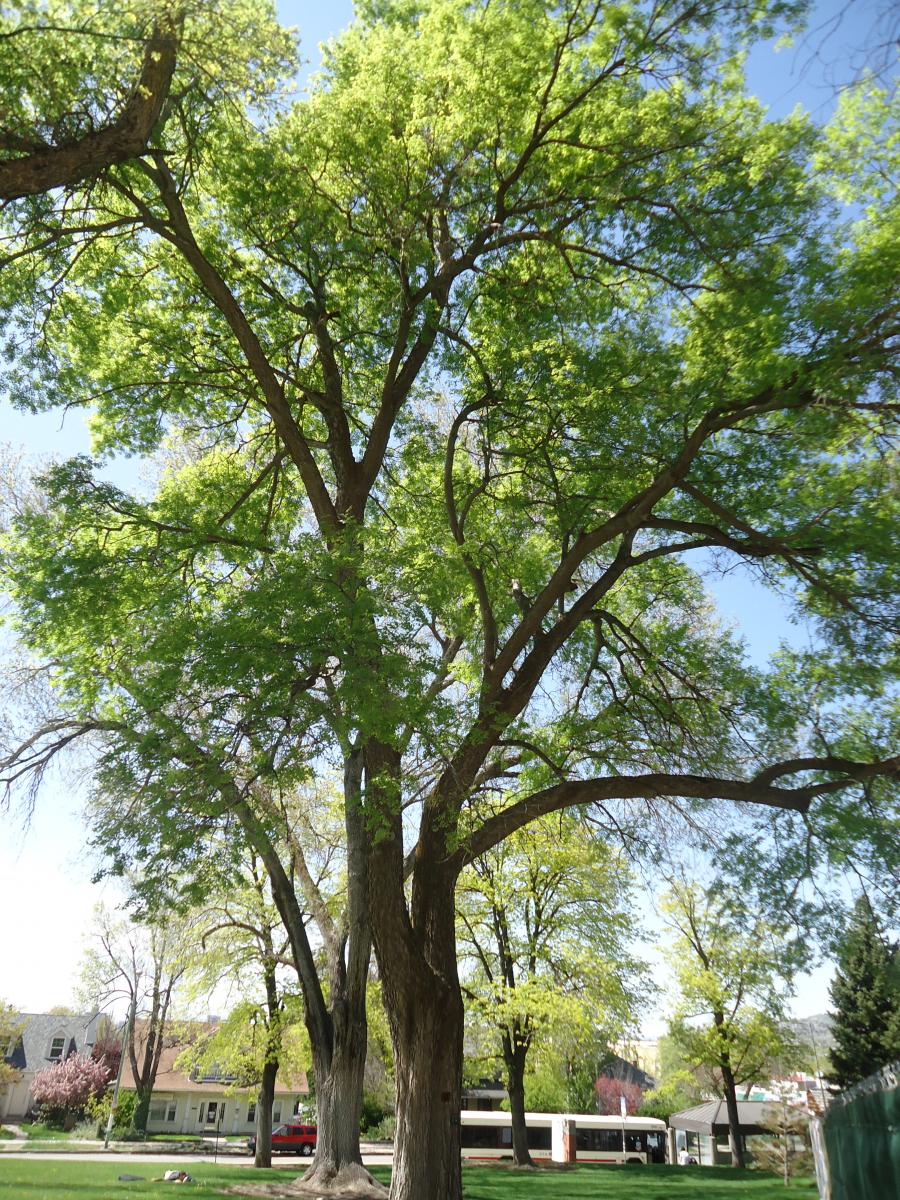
0 1149 393 1168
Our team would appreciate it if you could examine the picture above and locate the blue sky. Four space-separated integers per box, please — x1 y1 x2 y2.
0 0 888 1034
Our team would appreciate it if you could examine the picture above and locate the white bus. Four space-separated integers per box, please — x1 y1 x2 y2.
460 1109 668 1164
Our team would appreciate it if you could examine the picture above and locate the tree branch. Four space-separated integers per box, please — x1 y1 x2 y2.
0 11 181 201
456 755 900 866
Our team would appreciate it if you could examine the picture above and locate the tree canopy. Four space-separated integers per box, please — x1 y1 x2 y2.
0 1 897 1196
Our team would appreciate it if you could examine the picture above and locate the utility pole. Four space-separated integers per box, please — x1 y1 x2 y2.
103 1013 132 1150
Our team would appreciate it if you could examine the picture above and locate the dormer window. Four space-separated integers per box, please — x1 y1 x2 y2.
49 1036 66 1062
189 1063 236 1084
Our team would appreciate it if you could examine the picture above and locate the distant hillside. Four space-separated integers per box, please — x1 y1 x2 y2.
789 1013 834 1052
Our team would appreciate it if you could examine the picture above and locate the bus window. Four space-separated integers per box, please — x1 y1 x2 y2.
645 1132 666 1163
461 1124 500 1149
527 1126 551 1151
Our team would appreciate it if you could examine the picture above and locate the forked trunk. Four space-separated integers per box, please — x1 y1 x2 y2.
237 791 381 1195
296 1009 382 1194
255 1057 277 1168
389 977 464 1200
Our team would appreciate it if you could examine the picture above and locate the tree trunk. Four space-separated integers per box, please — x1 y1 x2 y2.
236 793 382 1195
388 971 464 1200
255 1057 277 1169
502 1034 533 1168
368 734 464 1200
132 1088 151 1137
721 1058 746 1169
298 1020 373 1192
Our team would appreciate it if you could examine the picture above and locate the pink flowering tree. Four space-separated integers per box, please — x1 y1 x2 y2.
30 1052 112 1126
594 1075 645 1116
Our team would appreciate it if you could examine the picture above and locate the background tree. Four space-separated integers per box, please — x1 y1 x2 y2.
0 1003 22 1097
638 1033 703 1122
178 847 310 1169
29 1052 111 1129
90 1014 123 1080
457 814 641 1165
1 1 899 1196
828 896 900 1089
594 1075 644 1116
85 769 378 1191
753 1088 813 1186
79 905 189 1135
662 879 805 1167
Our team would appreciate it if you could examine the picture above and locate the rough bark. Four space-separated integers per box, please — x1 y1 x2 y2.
368 738 464 1200
294 1034 376 1194
0 12 180 201
255 1057 277 1169
387 969 464 1200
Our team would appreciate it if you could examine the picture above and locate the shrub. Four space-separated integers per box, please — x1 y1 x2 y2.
368 1115 396 1142
30 1054 112 1127
111 1090 138 1135
359 1093 391 1134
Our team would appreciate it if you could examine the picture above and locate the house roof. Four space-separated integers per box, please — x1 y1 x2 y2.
598 1052 656 1091
3 1012 102 1073
669 1099 779 1136
119 1025 309 1098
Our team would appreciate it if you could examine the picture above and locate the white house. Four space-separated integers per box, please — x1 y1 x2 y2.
119 1034 310 1136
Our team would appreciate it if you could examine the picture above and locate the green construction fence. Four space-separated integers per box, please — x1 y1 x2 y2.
816 1062 899 1200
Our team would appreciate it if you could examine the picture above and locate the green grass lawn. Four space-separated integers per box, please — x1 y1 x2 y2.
0 1126 18 1139
142 1135 206 1144
19 1126 79 1142
0 1158 817 1199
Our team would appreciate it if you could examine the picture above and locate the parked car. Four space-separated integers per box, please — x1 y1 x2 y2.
248 1122 317 1156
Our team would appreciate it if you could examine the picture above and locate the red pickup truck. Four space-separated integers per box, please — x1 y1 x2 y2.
247 1122 317 1156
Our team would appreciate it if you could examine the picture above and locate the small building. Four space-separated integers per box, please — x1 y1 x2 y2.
461 1078 506 1111
1 1011 103 1121
669 1099 778 1165
119 1036 310 1137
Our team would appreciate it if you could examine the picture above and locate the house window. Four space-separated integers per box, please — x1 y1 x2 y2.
49 1037 66 1062
247 1102 257 1124
204 1102 220 1125
192 1064 236 1084
149 1100 177 1123
272 1103 282 1124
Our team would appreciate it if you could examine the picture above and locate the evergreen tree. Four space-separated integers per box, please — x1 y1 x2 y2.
829 898 900 1089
